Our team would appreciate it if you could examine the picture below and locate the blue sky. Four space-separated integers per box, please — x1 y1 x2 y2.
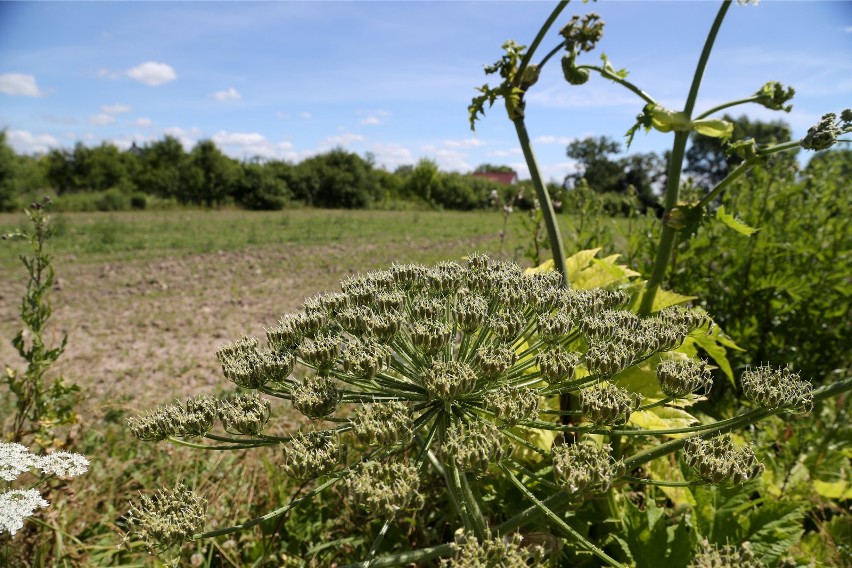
1 1 850 181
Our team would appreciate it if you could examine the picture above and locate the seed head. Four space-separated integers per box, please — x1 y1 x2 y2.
350 401 412 446
454 293 488 332
444 532 544 568
292 375 340 419
580 382 641 426
488 310 525 341
127 404 183 441
410 318 452 355
488 385 539 426
740 365 813 411
444 420 508 475
218 393 271 436
682 435 764 485
537 311 572 343
343 339 390 380
126 484 206 551
423 361 478 401
536 348 580 385
298 334 340 370
656 357 713 398
345 460 422 518
690 539 762 568
281 431 339 479
475 343 518 381
552 441 624 495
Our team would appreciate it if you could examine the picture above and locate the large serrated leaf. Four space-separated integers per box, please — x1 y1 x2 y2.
682 324 742 385
741 501 806 565
716 205 759 236
620 497 695 568
629 407 699 438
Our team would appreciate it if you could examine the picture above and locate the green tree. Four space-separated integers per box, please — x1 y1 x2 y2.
134 136 187 199
183 140 240 206
233 162 291 210
0 131 18 211
402 158 442 206
294 148 380 209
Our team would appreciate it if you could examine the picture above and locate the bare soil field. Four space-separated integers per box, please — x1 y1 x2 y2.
1 209 523 416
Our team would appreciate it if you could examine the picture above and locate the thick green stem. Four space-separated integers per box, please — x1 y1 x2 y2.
514 1 571 88
639 1 732 316
694 95 761 120
578 65 657 106
514 118 568 286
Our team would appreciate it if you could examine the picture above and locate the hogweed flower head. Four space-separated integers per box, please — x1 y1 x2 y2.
126 484 207 551
552 441 624 495
740 365 813 411
345 460 422 518
350 401 412 446
657 357 713 398
218 393 271 436
690 539 762 568
1 489 49 536
682 434 764 485
281 431 339 479
444 420 509 475
443 531 545 567
580 382 641 426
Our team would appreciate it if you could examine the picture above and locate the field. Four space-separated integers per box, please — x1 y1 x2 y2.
1 208 556 411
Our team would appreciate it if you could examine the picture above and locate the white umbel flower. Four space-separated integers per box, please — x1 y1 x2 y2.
0 442 36 482
0 489 49 535
37 451 90 478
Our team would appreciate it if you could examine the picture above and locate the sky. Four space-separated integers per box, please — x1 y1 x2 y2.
1 1 850 181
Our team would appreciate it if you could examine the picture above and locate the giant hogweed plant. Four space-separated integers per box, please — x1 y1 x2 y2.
125 250 851 565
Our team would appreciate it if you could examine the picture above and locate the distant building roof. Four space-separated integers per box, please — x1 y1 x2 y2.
471 170 518 185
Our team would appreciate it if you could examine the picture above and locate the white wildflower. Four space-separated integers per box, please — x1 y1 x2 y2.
37 451 90 478
0 442 36 482
0 489 49 535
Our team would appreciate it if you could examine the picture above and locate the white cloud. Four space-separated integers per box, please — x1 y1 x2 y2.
299 111 312 119
360 116 382 126
97 68 120 79
489 148 523 158
163 126 202 149
321 132 366 147
275 111 290 119
0 73 44 97
844 26 852 33
211 130 295 159
369 143 414 170
533 135 575 145
132 117 153 127
126 61 177 86
41 114 78 125
101 103 132 114
433 149 471 172
6 130 58 154
88 113 116 126
443 138 484 149
359 110 390 126
211 87 242 102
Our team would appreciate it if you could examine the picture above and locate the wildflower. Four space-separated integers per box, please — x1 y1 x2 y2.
0 442 36 482
740 365 813 411
37 451 90 479
345 461 422 518
444 531 545 567
552 441 624 495
682 434 764 485
0 489 49 536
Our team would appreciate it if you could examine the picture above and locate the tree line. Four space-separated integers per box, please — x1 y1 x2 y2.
1 114 839 214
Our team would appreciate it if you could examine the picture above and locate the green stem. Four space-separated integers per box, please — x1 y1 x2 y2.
639 0 732 316
578 65 657 105
620 475 701 487
500 463 625 567
339 544 454 568
514 1 571 89
694 95 760 120
360 518 392 567
514 117 568 286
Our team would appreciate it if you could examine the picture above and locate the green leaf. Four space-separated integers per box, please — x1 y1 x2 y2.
689 481 756 543
620 497 695 568
628 407 698 438
716 205 759 236
691 118 734 140
741 501 806 565
683 323 742 386
600 52 629 79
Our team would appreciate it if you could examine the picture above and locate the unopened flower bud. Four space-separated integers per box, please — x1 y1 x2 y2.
489 310 525 340
682 435 764 485
801 111 851 151
410 319 452 354
126 484 207 551
454 293 488 333
537 311 572 343
298 334 340 370
343 339 390 380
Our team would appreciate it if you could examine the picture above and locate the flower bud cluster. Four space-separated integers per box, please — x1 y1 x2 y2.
292 375 340 419
656 357 713 398
580 382 641 426
343 339 390 379
487 385 539 426
800 110 852 151
219 393 271 435
281 431 339 479
345 461 422 518
552 442 624 495
350 401 412 446
443 532 544 568
584 342 634 377
423 361 478 401
537 348 580 385
217 338 294 389
475 343 518 381
690 539 762 568
298 334 340 370
128 395 219 441
126 484 207 551
537 311 572 343
444 420 509 474
740 365 813 411
682 435 764 485
410 318 453 354
454 293 488 332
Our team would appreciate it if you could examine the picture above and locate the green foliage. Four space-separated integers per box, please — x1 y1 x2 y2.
616 498 694 568
2 197 80 445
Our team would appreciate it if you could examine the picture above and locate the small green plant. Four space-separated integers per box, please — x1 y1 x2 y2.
2 197 80 447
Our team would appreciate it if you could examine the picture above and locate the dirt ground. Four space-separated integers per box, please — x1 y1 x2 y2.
0 237 498 417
